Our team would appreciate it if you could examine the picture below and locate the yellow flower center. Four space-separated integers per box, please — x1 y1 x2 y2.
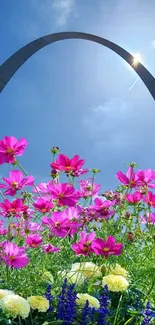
103 247 110 252
7 147 14 154
12 182 18 188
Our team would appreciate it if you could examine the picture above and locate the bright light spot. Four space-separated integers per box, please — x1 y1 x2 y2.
132 53 143 67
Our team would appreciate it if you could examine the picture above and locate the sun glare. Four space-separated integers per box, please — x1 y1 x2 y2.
132 53 143 67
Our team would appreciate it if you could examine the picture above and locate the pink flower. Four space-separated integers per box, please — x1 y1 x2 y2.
25 234 43 248
33 198 54 213
72 231 96 256
1 241 29 268
79 179 101 197
92 236 123 258
50 154 84 173
65 207 82 235
0 136 28 165
42 211 71 238
116 166 139 188
71 168 88 177
0 170 34 196
33 181 51 195
136 168 155 188
125 191 142 204
143 191 155 207
139 212 155 224
42 244 60 253
12 221 43 237
0 221 8 235
48 183 79 207
0 198 28 217
94 198 115 219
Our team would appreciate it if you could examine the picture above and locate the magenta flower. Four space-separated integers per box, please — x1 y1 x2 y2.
50 154 85 173
0 170 34 196
139 212 155 224
1 241 29 268
92 236 123 258
94 198 115 219
14 221 43 237
48 183 79 207
72 231 96 256
71 168 89 177
0 198 28 217
125 191 142 204
25 234 43 248
136 168 155 188
64 207 82 235
42 243 60 253
143 191 155 207
79 179 101 198
0 221 8 235
33 181 51 195
116 166 139 188
42 211 71 238
0 136 28 165
33 198 54 213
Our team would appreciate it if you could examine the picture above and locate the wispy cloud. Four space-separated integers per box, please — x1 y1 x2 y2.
52 0 75 28
151 39 155 49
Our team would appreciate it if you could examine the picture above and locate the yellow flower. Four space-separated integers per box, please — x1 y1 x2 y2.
58 269 86 286
102 275 129 292
0 294 30 319
42 271 54 283
108 264 128 278
71 262 102 278
68 271 86 286
27 296 49 312
0 289 15 300
77 293 100 309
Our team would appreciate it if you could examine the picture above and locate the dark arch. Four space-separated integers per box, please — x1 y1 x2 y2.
0 31 155 99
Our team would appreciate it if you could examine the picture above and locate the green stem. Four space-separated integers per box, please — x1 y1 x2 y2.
113 294 123 325
16 160 41 198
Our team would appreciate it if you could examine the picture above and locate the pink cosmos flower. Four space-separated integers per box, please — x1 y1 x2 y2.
116 166 139 188
0 170 34 196
0 198 28 217
64 207 82 235
143 191 155 207
42 211 72 238
136 168 155 188
1 241 29 268
0 221 8 235
94 198 115 219
11 221 43 237
72 231 96 256
139 212 155 224
25 234 43 248
71 168 89 177
0 136 28 165
33 198 54 213
125 191 142 204
33 181 51 195
48 183 79 207
50 154 84 173
42 243 60 253
92 236 123 258
79 179 101 197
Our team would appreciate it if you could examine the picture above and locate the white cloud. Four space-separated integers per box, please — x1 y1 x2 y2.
151 39 155 49
52 0 75 27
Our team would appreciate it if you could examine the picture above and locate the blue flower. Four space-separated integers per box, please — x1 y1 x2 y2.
57 279 77 324
97 285 110 325
44 284 53 312
141 301 155 325
80 300 90 325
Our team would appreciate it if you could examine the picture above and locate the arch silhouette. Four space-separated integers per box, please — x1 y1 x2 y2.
0 31 155 99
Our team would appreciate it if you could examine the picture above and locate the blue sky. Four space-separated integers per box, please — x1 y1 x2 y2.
0 0 155 190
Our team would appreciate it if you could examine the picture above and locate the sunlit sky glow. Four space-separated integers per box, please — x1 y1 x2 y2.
0 0 155 190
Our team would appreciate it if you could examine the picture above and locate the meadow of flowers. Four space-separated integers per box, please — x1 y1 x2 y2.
0 136 155 325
